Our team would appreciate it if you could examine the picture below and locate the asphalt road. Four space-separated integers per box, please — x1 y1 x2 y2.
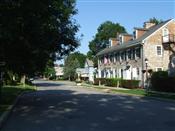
1 80 175 131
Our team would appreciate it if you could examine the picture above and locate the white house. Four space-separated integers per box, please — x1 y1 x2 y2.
76 59 95 82
54 65 64 78
84 59 95 82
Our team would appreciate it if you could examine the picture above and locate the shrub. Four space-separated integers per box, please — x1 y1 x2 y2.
94 78 106 85
151 71 175 92
105 78 121 87
120 79 140 89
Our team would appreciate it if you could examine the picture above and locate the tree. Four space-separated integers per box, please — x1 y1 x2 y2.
0 0 79 84
68 52 86 68
87 21 126 66
148 17 163 25
43 60 56 79
63 52 86 80
63 54 80 80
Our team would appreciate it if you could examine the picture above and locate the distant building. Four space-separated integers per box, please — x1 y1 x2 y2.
85 59 95 82
97 19 175 87
54 64 64 78
76 59 95 82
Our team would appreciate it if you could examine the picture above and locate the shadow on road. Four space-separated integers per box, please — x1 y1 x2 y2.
34 82 64 87
2 81 175 131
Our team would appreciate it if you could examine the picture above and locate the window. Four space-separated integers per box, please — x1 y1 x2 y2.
127 49 131 60
131 49 135 59
156 67 163 71
137 68 140 76
115 53 119 62
123 51 127 61
162 28 169 37
119 36 122 44
120 52 124 61
109 54 113 63
136 48 141 58
156 46 162 56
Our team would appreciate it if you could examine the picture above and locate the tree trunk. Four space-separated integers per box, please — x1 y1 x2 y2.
20 74 26 86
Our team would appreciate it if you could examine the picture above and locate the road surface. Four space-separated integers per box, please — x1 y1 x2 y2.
1 80 175 131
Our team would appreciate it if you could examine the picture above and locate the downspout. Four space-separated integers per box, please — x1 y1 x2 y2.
141 41 145 88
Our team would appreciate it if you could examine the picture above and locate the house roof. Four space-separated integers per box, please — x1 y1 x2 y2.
86 59 94 67
97 19 173 56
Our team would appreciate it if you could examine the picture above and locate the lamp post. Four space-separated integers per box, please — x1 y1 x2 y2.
145 58 149 92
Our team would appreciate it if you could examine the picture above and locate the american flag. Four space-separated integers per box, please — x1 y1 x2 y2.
104 56 108 64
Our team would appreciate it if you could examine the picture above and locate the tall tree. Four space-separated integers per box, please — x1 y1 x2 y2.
63 54 80 80
63 52 86 80
148 17 163 25
0 0 79 83
68 52 86 68
87 21 126 66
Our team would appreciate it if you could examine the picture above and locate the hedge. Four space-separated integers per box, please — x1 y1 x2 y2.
151 71 175 92
94 78 106 85
120 80 140 89
94 78 140 89
105 78 121 87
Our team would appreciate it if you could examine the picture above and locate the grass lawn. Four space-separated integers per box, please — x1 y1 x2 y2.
0 85 36 116
92 86 175 100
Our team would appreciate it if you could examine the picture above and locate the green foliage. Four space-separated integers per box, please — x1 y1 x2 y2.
120 80 140 89
43 60 56 79
151 71 175 92
94 78 107 85
67 52 86 68
0 0 79 79
105 78 121 87
94 78 140 88
87 21 126 67
63 53 81 80
148 17 163 25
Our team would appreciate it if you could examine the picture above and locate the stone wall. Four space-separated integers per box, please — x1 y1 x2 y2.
144 20 175 72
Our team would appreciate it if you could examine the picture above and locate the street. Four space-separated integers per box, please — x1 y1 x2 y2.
1 80 175 131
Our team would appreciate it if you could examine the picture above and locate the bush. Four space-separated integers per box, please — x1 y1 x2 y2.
94 78 140 89
151 71 175 92
94 78 106 85
49 75 56 80
105 78 121 87
120 80 140 89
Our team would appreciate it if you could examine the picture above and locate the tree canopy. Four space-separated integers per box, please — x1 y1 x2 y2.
87 21 126 66
63 52 86 80
148 17 163 25
0 0 79 80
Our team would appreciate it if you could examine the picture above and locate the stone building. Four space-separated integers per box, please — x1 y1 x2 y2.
97 19 175 87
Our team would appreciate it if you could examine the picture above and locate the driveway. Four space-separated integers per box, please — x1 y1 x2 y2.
1 80 175 131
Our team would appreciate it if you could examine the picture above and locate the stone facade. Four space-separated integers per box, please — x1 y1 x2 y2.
97 19 175 86
144 20 175 72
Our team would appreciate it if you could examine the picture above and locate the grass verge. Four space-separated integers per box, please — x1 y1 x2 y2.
0 85 36 116
93 86 175 101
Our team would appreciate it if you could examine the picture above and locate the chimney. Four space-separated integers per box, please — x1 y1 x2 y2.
123 34 133 43
134 28 148 39
144 22 156 29
109 38 119 47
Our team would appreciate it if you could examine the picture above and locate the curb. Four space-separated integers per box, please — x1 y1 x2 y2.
0 92 26 129
80 84 175 103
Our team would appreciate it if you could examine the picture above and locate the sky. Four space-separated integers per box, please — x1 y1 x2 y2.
74 0 175 55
